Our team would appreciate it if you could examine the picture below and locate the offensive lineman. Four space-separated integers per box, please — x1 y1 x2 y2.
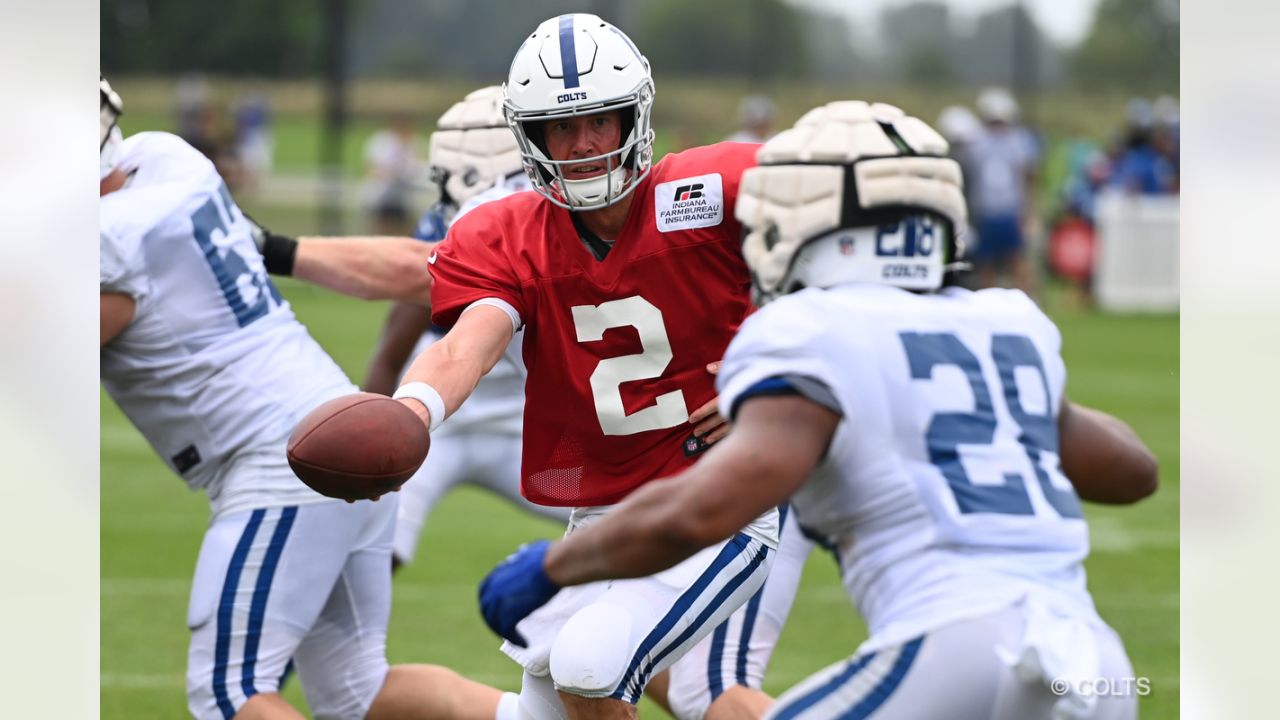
375 14 803 719
478 102 1157 719
98 77 511 720
362 86 571 571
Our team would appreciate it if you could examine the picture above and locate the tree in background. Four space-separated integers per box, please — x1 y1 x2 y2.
1071 0 1179 92
953 4 1066 90
103 0 324 76
637 0 807 79
875 2 1066 90
801 8 867 85
881 2 954 87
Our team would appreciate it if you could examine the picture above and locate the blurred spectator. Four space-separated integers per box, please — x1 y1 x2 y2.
937 105 982 259
1153 95 1179 146
362 113 428 235
937 107 982 192
178 97 243 192
725 95 777 144
1062 144 1112 224
967 87 1040 294
1048 143 1110 307
1108 97 1177 195
173 74 212 141
233 91 274 192
1153 94 1180 192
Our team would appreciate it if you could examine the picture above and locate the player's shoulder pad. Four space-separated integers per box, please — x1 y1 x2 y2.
121 131 217 178
453 184 526 224
970 287 1062 349
729 289 834 361
655 141 759 181
450 187 541 234
718 289 845 421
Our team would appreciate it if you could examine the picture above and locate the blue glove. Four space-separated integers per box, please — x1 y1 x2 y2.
478 540 561 647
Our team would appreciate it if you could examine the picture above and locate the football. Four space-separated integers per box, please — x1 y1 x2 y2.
287 392 431 502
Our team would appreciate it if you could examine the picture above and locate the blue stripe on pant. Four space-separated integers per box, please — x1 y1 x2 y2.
735 505 786 687
707 622 728 700
213 509 266 719
240 506 297 701
614 534 771 703
735 582 765 685
709 504 785 698
772 637 924 720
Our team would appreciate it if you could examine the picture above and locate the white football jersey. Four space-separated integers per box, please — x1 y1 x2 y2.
718 284 1095 651
100 132 355 508
968 126 1039 217
408 173 533 436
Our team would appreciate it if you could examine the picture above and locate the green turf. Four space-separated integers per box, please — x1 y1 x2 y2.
101 282 1179 718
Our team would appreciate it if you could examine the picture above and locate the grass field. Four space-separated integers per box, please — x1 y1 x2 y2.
100 269 1179 718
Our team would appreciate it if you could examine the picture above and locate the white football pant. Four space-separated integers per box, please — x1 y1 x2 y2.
186 497 396 720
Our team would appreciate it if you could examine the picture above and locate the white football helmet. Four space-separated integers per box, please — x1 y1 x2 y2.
100 75 124 179
937 105 981 145
427 86 524 208
976 87 1019 124
503 13 655 211
736 101 969 304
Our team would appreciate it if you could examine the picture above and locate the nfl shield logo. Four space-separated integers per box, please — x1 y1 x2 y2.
838 235 855 256
685 437 700 453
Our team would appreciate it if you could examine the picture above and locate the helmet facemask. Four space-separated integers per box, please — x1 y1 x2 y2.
100 76 124 179
503 14 656 212
511 94 654 211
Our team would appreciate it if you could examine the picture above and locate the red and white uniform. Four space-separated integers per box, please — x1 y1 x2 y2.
431 142 757 507
433 144 792 710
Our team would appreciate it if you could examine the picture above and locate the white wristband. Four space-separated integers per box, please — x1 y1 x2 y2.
393 381 445 433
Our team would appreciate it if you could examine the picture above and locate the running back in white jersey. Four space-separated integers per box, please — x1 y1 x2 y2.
718 284 1094 651
410 173 533 436
100 132 355 499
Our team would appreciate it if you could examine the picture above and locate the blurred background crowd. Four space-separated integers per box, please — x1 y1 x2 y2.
103 0 1180 310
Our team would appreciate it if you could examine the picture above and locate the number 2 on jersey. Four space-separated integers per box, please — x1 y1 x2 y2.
900 331 1083 519
572 296 689 436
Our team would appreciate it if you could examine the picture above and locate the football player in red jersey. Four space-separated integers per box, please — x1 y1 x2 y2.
385 14 789 720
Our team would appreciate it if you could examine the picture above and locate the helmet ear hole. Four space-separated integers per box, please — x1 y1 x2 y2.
523 121 548 157
618 111 637 168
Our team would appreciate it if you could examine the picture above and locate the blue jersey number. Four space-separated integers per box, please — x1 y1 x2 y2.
900 331 1083 519
190 185 282 327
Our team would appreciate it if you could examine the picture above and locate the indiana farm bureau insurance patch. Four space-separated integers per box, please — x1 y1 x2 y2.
654 173 724 232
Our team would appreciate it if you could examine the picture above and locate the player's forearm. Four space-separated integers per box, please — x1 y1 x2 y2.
293 237 434 304
397 305 512 427
543 429 803 587
544 476 714 586
100 292 136 347
1059 401 1159 504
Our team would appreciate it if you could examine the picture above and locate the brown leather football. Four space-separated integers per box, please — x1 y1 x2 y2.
287 392 430 502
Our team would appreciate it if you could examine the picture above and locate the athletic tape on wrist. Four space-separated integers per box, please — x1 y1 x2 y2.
393 382 445 433
262 233 298 276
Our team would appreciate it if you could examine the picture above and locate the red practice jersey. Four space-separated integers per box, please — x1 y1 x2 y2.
430 142 759 506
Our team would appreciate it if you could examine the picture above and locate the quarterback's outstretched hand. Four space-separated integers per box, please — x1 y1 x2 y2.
479 540 560 647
